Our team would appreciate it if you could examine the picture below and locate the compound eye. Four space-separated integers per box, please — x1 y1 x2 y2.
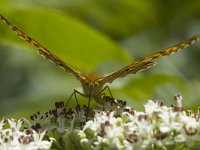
84 81 90 86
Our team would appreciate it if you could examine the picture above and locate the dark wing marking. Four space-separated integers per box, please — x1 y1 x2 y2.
0 14 85 81
99 33 200 84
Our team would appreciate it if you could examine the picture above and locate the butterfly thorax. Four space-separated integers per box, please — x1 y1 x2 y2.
81 73 104 100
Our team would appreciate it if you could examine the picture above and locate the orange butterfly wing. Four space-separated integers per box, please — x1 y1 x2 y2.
0 14 86 82
98 33 200 85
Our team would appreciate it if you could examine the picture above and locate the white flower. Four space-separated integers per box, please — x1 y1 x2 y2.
76 95 200 149
144 100 161 115
0 118 6 130
174 134 185 142
0 118 53 150
7 118 24 131
31 130 54 149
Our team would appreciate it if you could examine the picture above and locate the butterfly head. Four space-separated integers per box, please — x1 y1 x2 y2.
81 73 104 98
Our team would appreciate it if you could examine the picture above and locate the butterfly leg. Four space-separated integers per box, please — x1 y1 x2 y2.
65 89 86 108
85 89 92 120
93 86 114 106
99 86 113 98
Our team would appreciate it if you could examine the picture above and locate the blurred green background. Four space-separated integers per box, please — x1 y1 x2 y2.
0 0 200 118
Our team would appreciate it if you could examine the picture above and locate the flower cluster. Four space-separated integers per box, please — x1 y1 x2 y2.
1 95 200 150
30 102 87 133
79 95 200 150
0 118 53 150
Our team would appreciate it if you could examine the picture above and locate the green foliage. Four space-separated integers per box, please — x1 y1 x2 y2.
61 0 158 39
0 8 130 71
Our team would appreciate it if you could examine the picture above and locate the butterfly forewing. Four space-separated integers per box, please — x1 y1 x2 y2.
99 33 200 85
141 33 200 63
0 14 85 82
97 61 155 84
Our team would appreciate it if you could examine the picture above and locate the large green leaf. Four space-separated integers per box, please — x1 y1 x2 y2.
0 8 131 72
60 0 158 39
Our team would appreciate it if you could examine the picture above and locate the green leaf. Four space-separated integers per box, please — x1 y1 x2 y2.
0 8 131 72
61 0 158 39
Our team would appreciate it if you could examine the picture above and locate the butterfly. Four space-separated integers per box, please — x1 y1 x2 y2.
0 14 200 106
